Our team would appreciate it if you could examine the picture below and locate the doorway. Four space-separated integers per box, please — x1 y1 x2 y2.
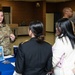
3 7 12 24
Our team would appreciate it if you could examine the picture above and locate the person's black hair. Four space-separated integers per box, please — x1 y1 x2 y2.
0 9 6 26
56 18 75 49
29 20 44 43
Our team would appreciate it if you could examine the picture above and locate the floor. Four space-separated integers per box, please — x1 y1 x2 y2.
11 32 55 54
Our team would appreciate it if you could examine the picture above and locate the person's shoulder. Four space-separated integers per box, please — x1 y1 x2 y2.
54 36 63 43
21 39 29 45
44 41 52 53
18 40 29 48
44 41 52 47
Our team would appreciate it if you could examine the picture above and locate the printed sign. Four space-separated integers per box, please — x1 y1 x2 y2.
0 46 4 61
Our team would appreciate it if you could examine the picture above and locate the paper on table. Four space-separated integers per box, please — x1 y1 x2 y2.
4 55 13 59
4 55 15 66
11 62 15 66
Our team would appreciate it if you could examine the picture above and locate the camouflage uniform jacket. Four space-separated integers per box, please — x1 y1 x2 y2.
0 24 12 55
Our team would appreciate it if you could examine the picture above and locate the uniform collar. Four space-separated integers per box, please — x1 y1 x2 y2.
0 24 5 28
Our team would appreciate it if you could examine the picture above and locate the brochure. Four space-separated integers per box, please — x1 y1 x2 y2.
0 46 4 61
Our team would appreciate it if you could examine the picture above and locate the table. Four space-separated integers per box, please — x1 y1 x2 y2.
0 57 15 75
18 26 28 35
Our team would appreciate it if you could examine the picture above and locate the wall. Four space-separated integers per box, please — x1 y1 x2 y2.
34 1 46 34
0 1 46 34
46 1 75 13
0 1 35 25
56 1 75 13
46 2 57 13
1 1 75 33
0 1 46 32
46 1 75 32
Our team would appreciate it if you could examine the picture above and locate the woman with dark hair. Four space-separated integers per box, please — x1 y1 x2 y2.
13 21 53 75
52 18 75 75
0 9 15 55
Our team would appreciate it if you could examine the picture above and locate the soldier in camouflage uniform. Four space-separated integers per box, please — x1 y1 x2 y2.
0 10 15 56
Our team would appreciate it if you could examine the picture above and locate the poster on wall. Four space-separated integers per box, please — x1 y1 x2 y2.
46 13 54 32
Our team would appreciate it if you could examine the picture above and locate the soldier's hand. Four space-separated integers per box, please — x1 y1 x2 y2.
10 34 15 41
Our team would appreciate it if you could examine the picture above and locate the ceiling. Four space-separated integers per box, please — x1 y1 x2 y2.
7 0 71 2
